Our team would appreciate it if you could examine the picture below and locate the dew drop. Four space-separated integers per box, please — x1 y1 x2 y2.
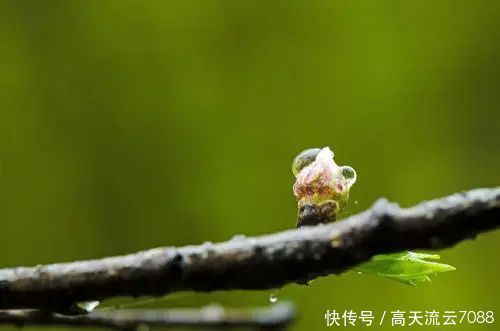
269 293 278 303
357 271 363 275
292 148 321 176
340 166 357 188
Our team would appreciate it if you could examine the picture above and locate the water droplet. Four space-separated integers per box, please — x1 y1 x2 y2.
292 148 321 176
357 271 363 275
269 293 278 303
340 166 357 188
354 200 359 205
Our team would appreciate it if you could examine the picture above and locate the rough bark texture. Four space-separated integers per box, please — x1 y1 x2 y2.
0 303 295 330
0 187 498 311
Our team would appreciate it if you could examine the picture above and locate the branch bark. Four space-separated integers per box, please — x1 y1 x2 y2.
0 187 498 311
0 303 295 330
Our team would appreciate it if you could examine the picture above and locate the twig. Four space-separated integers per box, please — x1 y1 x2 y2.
0 188 498 310
0 303 296 330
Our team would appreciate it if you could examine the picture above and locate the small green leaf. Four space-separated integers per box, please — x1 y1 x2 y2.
354 251 455 286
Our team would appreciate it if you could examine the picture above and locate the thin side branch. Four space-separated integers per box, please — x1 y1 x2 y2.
0 303 295 330
0 188 498 310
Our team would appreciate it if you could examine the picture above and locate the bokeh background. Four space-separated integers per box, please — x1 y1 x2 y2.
0 1 499 330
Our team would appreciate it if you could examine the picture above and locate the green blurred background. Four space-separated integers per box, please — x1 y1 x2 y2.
0 1 499 330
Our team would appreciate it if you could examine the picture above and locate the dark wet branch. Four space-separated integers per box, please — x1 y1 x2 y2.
0 303 295 330
0 188 498 311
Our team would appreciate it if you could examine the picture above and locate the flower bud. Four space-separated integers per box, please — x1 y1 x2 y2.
292 147 356 227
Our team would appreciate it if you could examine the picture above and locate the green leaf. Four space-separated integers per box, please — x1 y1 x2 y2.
354 251 456 286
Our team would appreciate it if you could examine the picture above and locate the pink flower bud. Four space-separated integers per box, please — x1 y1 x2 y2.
292 147 356 226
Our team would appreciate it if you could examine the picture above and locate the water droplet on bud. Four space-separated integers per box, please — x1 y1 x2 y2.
292 148 321 176
340 166 357 188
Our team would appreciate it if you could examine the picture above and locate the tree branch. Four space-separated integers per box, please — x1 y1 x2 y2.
0 303 295 330
0 187 498 310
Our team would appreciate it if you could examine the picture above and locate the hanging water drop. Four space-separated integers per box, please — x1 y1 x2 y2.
340 166 357 188
269 292 278 303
